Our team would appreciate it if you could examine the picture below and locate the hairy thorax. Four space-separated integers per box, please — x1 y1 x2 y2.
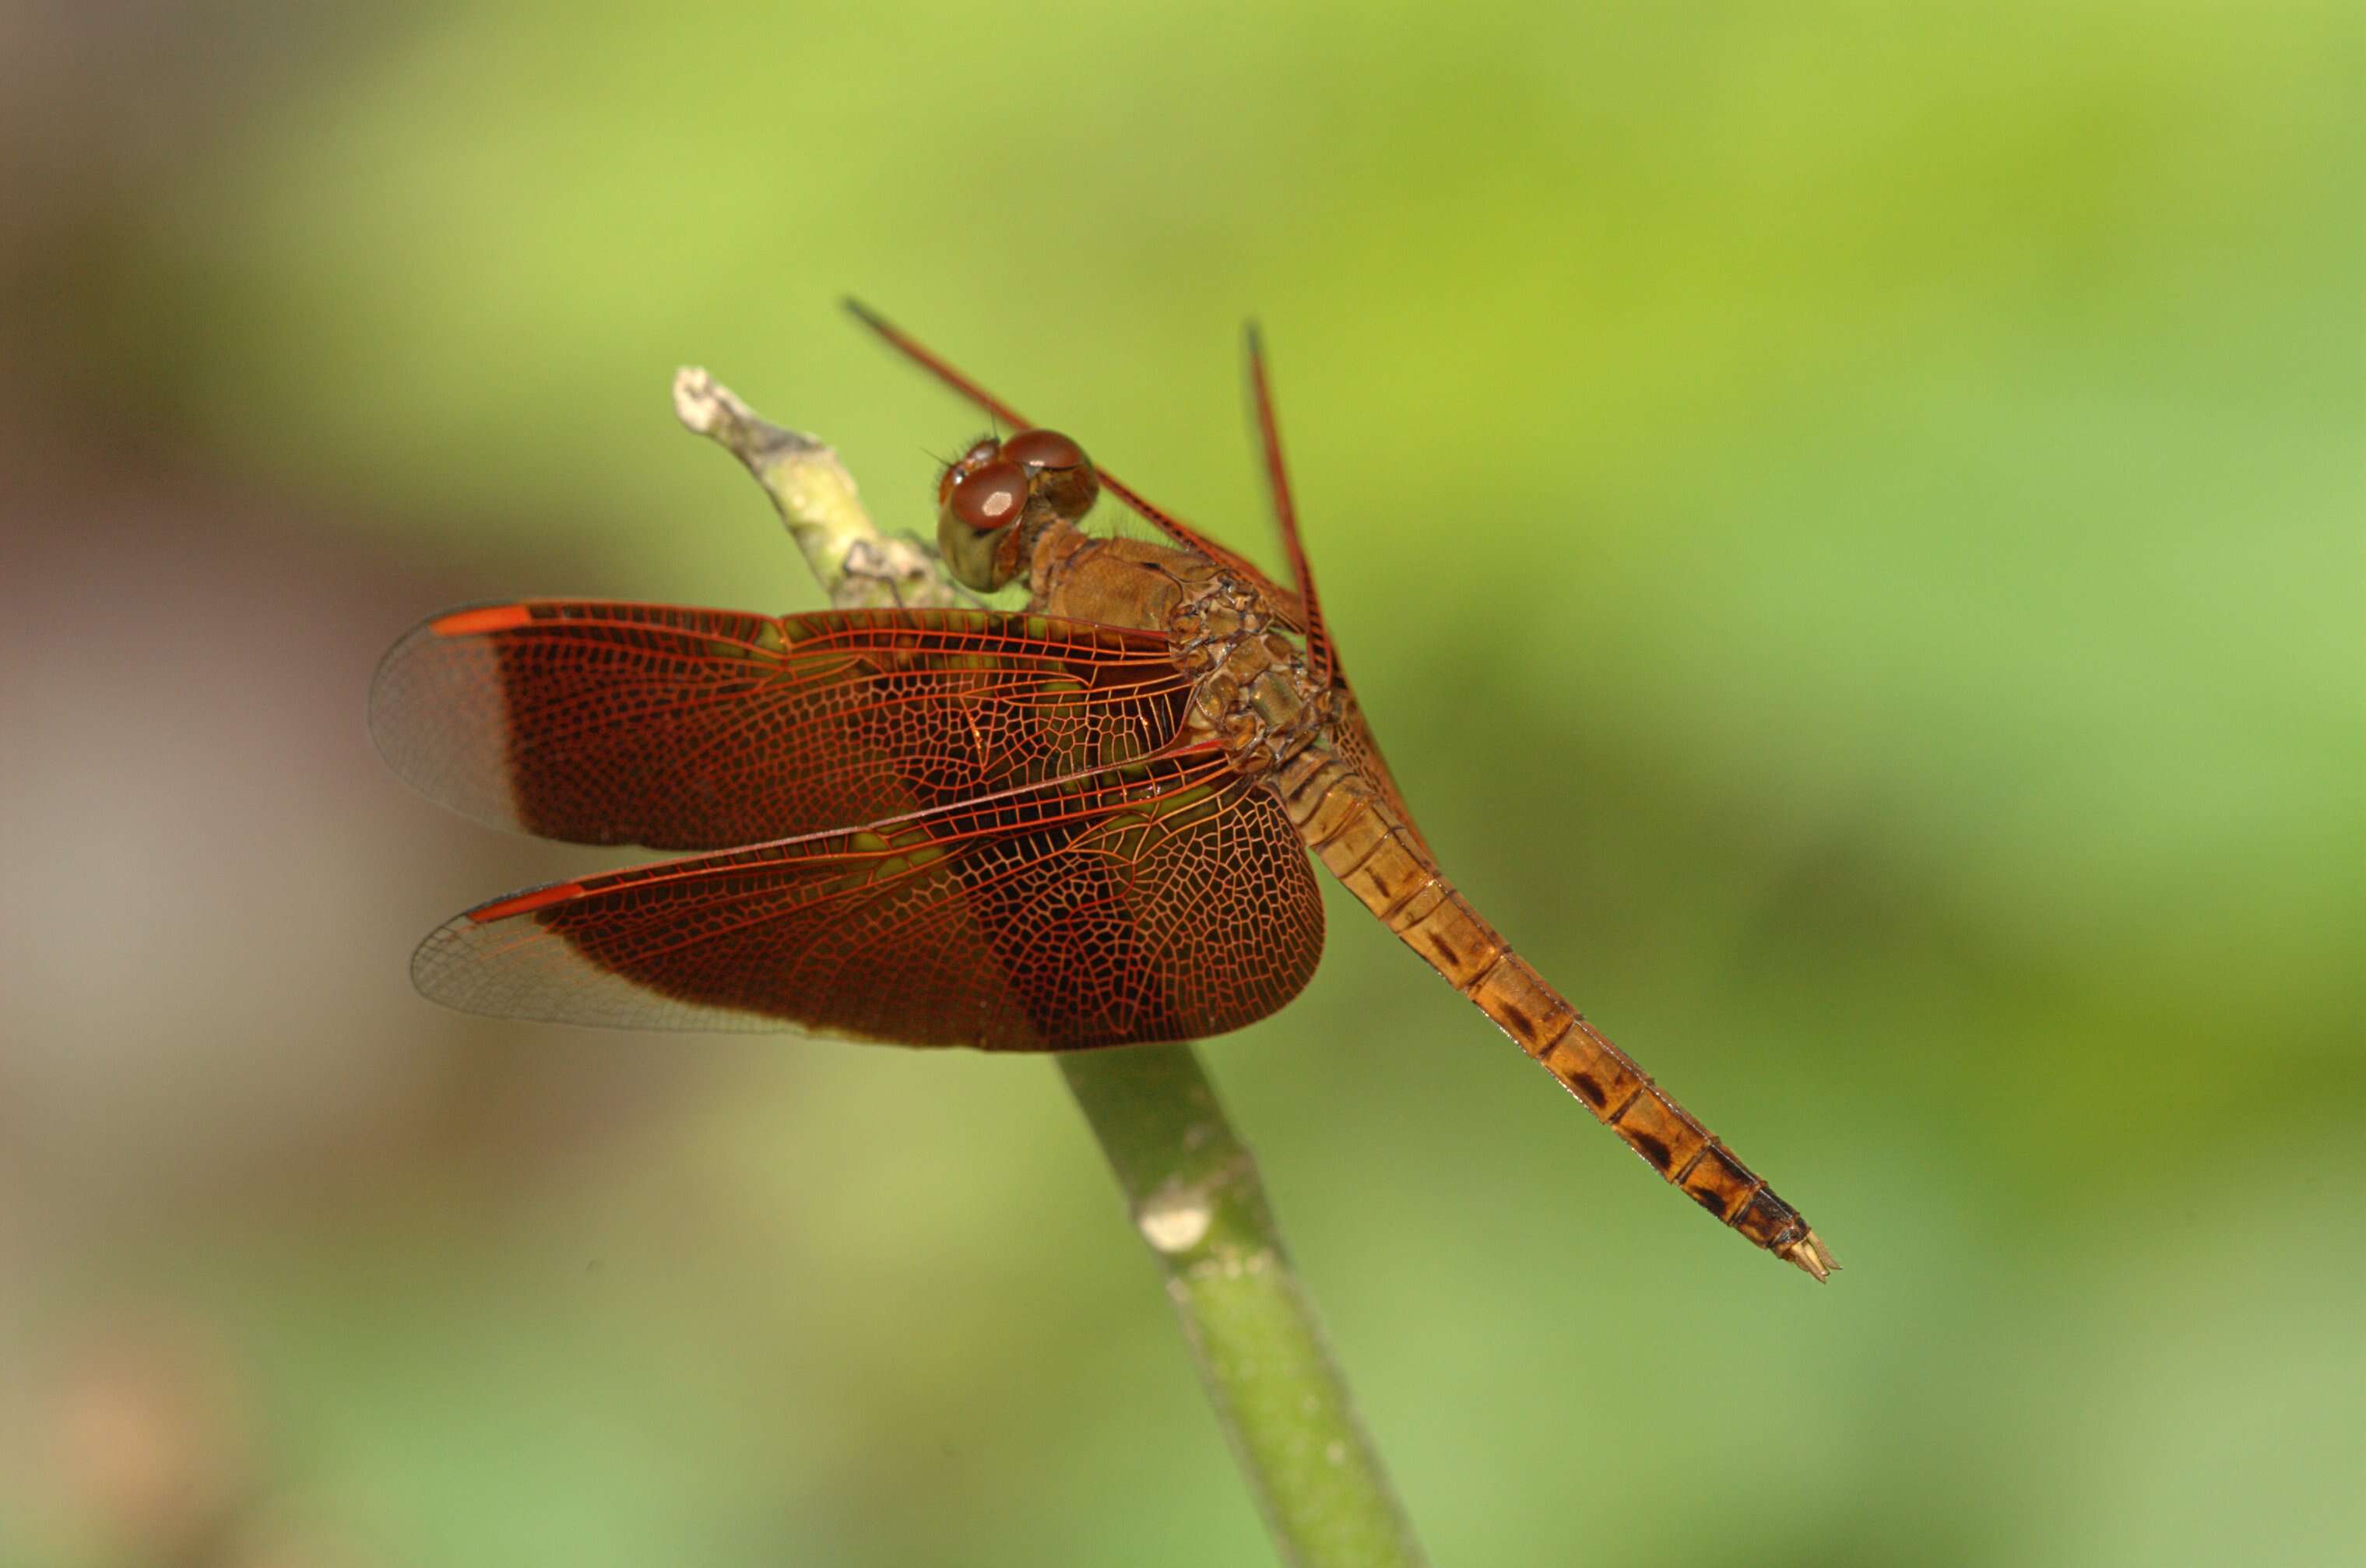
1030 522 1329 778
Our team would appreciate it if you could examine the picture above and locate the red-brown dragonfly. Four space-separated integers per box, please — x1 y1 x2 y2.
371 304 1835 1279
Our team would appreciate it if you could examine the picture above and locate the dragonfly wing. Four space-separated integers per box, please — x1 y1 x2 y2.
371 602 1193 851
1327 686 1436 863
413 754 1324 1048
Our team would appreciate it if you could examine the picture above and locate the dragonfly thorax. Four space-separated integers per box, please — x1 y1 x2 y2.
1021 522 1319 774
1171 575 1326 778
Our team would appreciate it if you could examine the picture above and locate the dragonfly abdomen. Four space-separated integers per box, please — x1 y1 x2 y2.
1273 747 1835 1280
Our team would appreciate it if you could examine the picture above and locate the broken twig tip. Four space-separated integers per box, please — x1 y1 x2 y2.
672 366 828 473
671 366 744 437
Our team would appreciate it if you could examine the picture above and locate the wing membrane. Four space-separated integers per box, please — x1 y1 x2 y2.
414 754 1324 1048
371 602 1193 850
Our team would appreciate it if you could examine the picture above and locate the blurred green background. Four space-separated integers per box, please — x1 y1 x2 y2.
4 2 2359 1564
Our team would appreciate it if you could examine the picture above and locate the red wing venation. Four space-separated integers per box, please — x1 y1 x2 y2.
1232 324 1432 859
846 302 1437 862
1240 322 1334 686
383 320 1422 1045
413 751 1324 1047
381 597 1324 1044
371 602 1194 851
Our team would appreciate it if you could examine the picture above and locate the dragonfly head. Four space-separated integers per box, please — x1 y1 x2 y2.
936 428 1101 591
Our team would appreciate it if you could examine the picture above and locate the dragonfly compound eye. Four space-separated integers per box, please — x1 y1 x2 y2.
1001 427 1088 473
1001 427 1099 524
936 434 1004 508
946 459 1029 532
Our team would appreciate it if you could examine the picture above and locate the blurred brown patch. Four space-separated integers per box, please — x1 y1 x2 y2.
2 17 722 1556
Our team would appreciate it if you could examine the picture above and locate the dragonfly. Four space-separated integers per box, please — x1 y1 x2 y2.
371 302 1835 1279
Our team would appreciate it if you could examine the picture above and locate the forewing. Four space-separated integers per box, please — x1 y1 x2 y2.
371 602 1191 850
413 756 1325 1049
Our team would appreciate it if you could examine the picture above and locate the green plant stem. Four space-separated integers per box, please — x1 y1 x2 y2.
1056 1047 1427 1566
674 367 1429 1568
